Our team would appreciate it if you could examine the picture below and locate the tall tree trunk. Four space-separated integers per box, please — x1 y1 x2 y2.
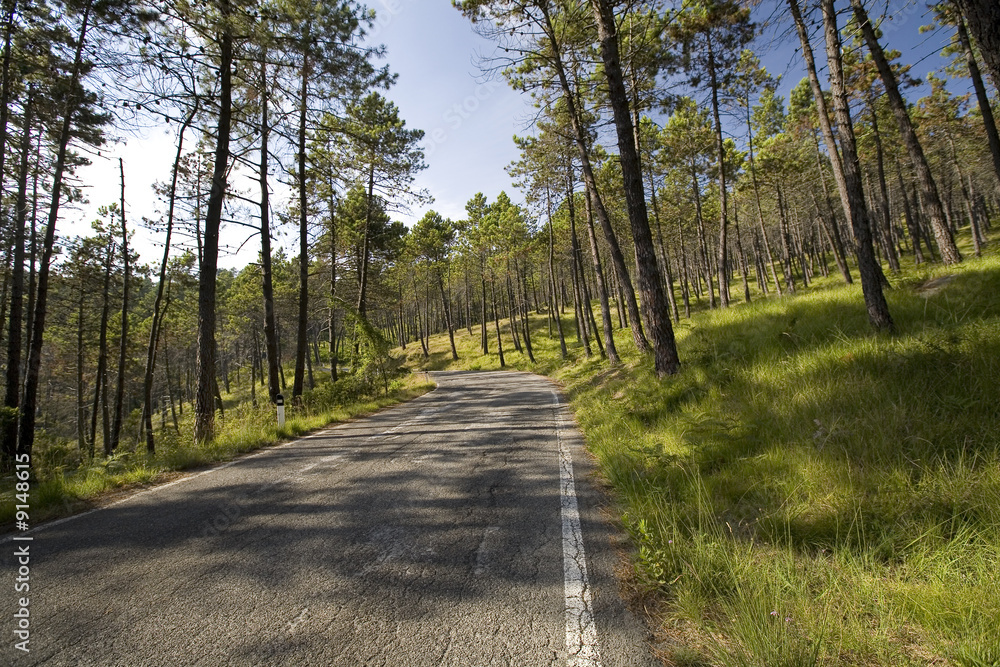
195 1 234 443
947 132 983 255
569 227 591 356
820 0 894 330
142 101 197 454
745 102 784 295
731 197 752 303
584 190 621 366
506 271 523 353
76 279 86 451
547 191 568 359
0 0 16 218
789 0 859 239
90 238 114 458
2 89 30 461
480 259 489 355
516 260 536 363
567 162 597 358
259 58 281 401
589 0 679 376
955 13 1000 188
357 164 376 319
647 170 681 320
439 272 458 360
775 184 797 293
691 163 716 307
678 229 692 317
895 158 925 264
18 0 93 458
293 51 311 401
850 0 961 265
951 0 1000 87
867 100 900 272
539 3 649 354
490 276 505 368
811 130 853 282
109 159 129 454
706 33 730 308
328 193 338 382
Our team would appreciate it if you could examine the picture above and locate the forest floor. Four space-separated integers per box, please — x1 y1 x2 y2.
403 237 1000 666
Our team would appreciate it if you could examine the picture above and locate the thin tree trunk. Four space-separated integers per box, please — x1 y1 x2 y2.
439 272 458 360
142 101 196 454
18 0 94 457
194 1 234 442
548 189 568 359
2 89 31 461
706 33 730 307
491 277 505 368
811 130 853 282
328 192 338 382
357 164 376 320
776 184 797 293
258 56 281 402
480 262 489 355
516 261 536 363
956 14 1000 186
732 197 751 303
850 0 961 265
691 164 716 306
951 0 1000 88
539 3 649 354
293 50 311 401
506 271 522 353
566 162 593 357
589 0 680 375
647 169 681 320
90 237 114 458
820 0 893 330
0 0 16 225
867 101 900 272
109 159 130 454
745 103 784 295
76 280 86 452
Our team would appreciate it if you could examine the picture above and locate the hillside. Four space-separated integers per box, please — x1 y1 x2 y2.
403 247 1000 666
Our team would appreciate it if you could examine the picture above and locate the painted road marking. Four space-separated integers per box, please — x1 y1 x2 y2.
552 390 602 667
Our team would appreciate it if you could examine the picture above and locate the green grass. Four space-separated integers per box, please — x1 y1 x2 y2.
1 373 434 527
405 243 1000 665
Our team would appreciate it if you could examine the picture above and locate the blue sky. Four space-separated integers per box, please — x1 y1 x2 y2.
368 0 528 225
70 0 961 270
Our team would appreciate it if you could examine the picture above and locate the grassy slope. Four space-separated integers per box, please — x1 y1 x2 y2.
404 248 1000 665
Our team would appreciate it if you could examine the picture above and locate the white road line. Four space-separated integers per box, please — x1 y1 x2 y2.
552 390 602 667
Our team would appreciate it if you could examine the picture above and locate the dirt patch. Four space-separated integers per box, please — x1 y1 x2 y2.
916 274 956 296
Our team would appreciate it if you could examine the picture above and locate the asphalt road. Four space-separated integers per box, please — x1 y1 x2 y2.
3 371 659 666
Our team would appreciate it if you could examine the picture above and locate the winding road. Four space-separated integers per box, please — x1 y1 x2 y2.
3 371 658 666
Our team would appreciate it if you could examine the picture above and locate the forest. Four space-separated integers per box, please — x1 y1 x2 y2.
2 0 1000 662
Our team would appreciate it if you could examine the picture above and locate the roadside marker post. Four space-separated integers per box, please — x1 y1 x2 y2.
276 394 285 428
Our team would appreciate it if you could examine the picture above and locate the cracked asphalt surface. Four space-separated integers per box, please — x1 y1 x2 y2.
3 371 659 666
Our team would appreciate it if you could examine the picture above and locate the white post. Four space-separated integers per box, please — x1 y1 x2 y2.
276 394 285 428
